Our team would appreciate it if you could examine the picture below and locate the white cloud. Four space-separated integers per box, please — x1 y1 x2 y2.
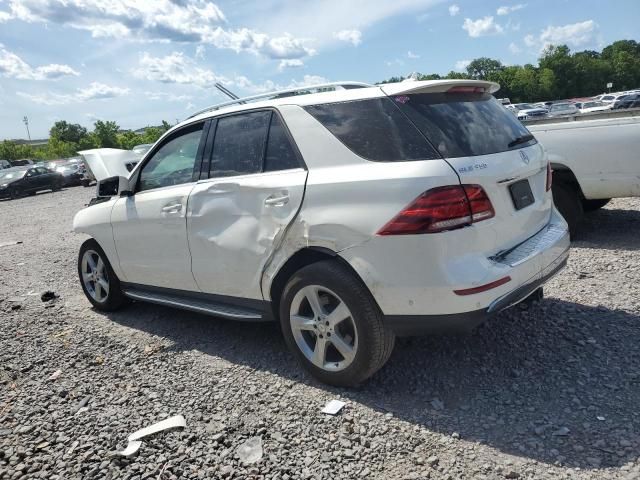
133 52 224 87
333 29 362 46
462 16 504 37
508 42 521 54
278 59 304 71
144 91 193 102
539 20 597 47
195 45 206 60
448 4 460 16
524 34 536 47
497 4 526 16
133 52 325 95
17 82 129 105
0 45 79 80
0 0 314 60
407 50 420 59
455 59 471 71
523 20 598 51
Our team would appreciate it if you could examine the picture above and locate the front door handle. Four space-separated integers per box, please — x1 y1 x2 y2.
264 195 289 206
161 203 182 213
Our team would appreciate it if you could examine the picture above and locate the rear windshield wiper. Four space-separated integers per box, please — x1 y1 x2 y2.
508 134 535 148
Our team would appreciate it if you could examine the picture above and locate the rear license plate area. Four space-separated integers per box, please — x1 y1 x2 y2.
509 179 535 210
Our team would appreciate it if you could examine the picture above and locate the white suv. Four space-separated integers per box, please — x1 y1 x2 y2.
74 80 570 386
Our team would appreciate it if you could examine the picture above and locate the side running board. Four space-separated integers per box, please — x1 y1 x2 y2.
122 287 264 321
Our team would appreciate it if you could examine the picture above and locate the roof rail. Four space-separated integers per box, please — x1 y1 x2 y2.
188 81 373 119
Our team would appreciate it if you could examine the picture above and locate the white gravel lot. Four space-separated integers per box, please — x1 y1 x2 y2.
1 186 639 480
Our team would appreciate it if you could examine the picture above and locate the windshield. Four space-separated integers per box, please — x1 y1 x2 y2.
551 104 573 111
516 103 536 109
0 170 27 181
394 92 536 158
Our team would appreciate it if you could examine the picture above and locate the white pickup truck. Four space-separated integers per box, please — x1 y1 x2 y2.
526 110 640 236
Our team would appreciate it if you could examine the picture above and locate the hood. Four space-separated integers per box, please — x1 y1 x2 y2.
78 148 140 182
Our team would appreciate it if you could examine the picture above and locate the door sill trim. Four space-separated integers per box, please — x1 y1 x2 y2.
122 287 265 321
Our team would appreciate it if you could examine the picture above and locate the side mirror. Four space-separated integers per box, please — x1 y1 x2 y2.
97 176 132 198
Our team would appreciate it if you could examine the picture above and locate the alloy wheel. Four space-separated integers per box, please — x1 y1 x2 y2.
289 285 358 372
81 249 110 303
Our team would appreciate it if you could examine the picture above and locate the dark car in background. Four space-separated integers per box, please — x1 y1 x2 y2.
0 160 11 170
0 166 64 199
612 93 640 109
54 161 84 186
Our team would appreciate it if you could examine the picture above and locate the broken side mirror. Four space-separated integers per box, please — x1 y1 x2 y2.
97 175 132 198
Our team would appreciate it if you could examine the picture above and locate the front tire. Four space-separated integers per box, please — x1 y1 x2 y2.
279 260 395 387
78 239 129 311
552 182 583 239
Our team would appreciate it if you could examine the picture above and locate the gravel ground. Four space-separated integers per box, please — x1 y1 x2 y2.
1 186 639 480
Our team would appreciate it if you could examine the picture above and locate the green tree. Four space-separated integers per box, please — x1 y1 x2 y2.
93 120 120 148
49 121 88 144
466 57 503 80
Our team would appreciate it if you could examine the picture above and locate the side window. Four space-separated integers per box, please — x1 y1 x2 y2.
138 123 203 192
27 168 39 176
210 111 270 178
36 167 49 174
264 114 300 171
304 98 440 162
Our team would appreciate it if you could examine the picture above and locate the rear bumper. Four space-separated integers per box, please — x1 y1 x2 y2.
341 207 570 334
385 251 567 335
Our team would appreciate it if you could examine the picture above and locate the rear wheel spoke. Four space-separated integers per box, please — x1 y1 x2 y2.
329 333 355 363
312 336 327 367
326 301 350 327
290 314 315 332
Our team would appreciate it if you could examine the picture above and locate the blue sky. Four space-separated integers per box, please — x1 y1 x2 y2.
0 0 638 139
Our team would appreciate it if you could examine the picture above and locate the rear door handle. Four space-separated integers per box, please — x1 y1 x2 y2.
264 194 289 206
161 203 182 213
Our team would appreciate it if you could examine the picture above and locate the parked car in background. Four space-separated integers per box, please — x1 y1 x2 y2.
55 161 83 186
547 102 579 117
0 166 63 199
74 79 569 386
598 93 627 105
527 111 640 236
512 103 548 120
0 160 11 169
10 159 35 167
612 93 640 109
578 100 612 114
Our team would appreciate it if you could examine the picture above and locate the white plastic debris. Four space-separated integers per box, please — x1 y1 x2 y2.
48 370 62 381
117 415 186 457
237 436 263 464
321 399 346 415
597 416 605 421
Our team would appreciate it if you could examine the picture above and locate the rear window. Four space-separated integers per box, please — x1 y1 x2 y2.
304 98 440 162
394 93 536 158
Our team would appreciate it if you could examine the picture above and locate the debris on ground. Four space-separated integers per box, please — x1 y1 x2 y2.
117 415 186 457
40 290 58 302
0 240 22 248
321 399 346 415
237 436 263 464
48 369 62 381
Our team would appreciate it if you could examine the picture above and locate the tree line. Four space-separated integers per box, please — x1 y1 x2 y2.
380 40 640 103
0 120 172 161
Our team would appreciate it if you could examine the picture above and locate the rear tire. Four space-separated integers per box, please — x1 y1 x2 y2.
552 182 583 239
582 198 610 212
78 239 129 312
279 260 395 387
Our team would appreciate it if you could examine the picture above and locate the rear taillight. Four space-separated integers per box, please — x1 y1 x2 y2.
447 86 486 94
377 185 494 235
546 162 552 191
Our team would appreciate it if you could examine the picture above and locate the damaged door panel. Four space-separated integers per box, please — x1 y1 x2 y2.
188 169 307 299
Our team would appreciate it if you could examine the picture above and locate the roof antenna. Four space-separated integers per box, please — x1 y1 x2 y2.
215 83 240 100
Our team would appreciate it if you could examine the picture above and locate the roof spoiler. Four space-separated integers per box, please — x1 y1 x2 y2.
380 79 500 96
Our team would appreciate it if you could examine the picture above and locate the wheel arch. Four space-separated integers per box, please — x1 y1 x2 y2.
268 246 372 320
550 160 585 199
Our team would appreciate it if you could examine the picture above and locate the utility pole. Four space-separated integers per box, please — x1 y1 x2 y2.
22 116 31 141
